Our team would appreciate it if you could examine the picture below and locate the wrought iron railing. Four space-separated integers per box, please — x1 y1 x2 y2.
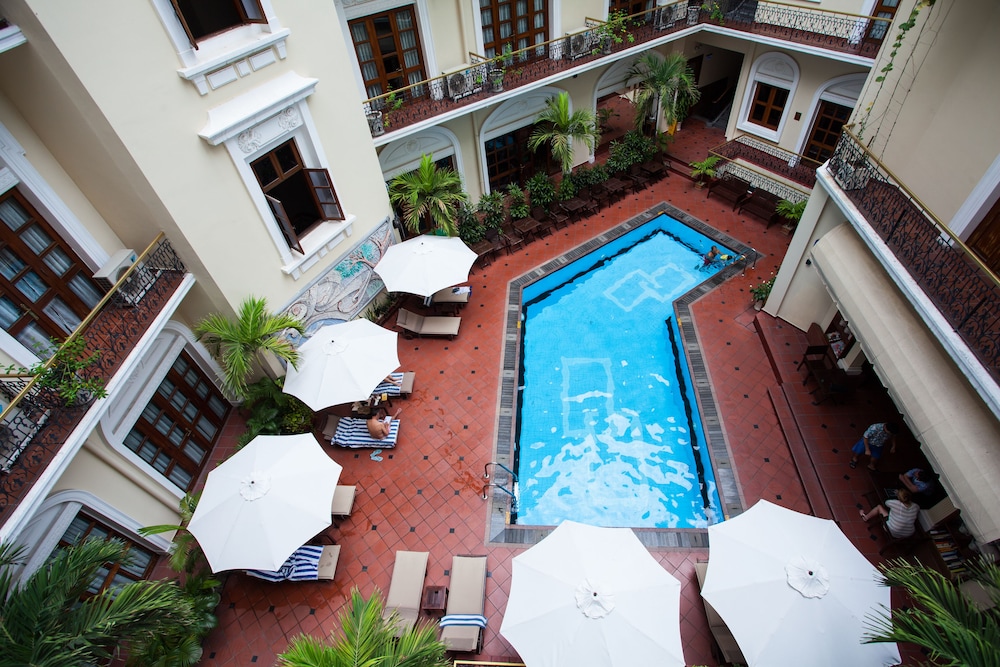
828 129 1000 382
711 135 822 188
362 1 890 137
0 234 187 518
706 152 810 203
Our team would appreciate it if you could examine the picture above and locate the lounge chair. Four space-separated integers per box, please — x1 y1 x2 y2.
330 416 400 449
396 308 461 340
430 286 471 309
439 554 488 653
371 371 415 404
245 544 341 582
695 560 746 665
382 550 430 637
331 485 356 521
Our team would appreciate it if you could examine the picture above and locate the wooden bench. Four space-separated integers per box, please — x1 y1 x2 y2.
738 189 781 226
707 175 751 209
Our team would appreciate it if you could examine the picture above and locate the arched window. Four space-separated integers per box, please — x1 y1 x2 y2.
737 53 799 143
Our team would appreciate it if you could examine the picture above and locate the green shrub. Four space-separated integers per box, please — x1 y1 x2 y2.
557 177 577 201
526 172 556 211
457 203 486 243
506 183 530 220
477 191 507 230
606 130 657 173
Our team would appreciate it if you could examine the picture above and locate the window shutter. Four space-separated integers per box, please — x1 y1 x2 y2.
304 169 345 221
265 194 304 254
169 0 199 49
238 0 267 25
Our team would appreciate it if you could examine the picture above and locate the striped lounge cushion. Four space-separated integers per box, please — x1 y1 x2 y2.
439 614 488 628
372 372 404 397
246 545 325 582
333 416 399 449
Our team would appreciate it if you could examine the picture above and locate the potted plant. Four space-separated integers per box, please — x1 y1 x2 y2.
388 154 468 236
528 92 600 176
701 0 725 24
489 64 505 93
526 172 556 212
592 10 635 55
689 155 721 188
382 88 404 129
507 183 530 221
477 190 507 231
750 275 775 310
776 198 807 229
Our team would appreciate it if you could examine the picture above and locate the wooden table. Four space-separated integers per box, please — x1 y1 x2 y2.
421 585 448 616
641 162 666 179
560 198 586 219
470 240 495 265
513 217 540 242
605 177 627 198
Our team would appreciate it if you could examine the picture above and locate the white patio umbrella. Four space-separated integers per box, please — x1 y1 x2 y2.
282 319 400 411
373 235 477 297
187 433 341 573
701 500 901 667
500 520 685 667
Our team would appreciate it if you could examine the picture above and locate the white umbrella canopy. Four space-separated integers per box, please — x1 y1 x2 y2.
500 520 685 667
701 500 900 667
187 433 342 573
374 234 477 297
282 319 400 411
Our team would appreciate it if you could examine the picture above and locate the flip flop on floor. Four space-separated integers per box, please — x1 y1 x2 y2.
849 460 857 469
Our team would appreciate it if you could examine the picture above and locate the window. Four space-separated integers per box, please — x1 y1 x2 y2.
864 0 900 42
804 100 851 163
251 139 344 253
0 189 106 355
123 352 230 491
748 82 789 131
55 513 156 598
480 0 548 59
737 53 798 142
485 126 547 191
609 0 654 18
349 7 427 100
171 0 266 48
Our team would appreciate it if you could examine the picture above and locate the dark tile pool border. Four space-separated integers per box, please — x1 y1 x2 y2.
486 202 754 549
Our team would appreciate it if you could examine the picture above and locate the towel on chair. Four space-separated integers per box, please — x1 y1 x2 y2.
245 545 324 582
332 416 399 449
439 614 488 628
372 372 404 397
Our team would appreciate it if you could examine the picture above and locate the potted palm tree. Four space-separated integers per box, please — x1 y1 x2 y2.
528 91 600 175
625 52 701 136
193 295 305 401
388 154 469 236
776 197 807 230
689 155 721 188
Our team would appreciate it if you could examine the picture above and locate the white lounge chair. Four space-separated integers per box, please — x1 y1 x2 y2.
396 308 461 339
331 485 356 522
439 554 488 652
382 550 429 637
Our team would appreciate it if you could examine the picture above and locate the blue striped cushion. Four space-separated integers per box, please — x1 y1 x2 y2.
246 545 325 582
333 417 399 449
439 614 487 628
372 372 404 397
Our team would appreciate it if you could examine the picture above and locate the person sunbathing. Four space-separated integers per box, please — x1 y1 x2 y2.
366 408 402 439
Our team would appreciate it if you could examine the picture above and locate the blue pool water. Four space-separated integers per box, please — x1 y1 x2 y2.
515 214 730 529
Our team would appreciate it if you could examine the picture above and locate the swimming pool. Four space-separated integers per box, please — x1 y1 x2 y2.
514 214 732 529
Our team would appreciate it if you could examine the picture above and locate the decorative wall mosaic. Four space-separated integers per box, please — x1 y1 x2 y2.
282 218 393 343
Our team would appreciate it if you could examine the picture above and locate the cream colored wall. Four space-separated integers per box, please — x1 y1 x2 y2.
768 184 840 328
51 441 182 530
559 0 607 35
856 0 1000 222
1 0 391 317
425 0 470 71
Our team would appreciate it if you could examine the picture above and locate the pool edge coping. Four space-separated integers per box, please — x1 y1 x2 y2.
486 202 756 549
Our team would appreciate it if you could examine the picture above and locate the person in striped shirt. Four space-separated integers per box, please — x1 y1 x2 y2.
860 487 919 538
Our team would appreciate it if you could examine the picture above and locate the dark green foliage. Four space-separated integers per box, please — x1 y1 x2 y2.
606 130 658 173
526 172 556 211
506 183 529 220
456 203 486 244
477 191 507 230
238 376 313 448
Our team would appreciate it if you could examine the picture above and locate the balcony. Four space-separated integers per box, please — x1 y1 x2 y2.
828 130 1000 384
711 134 821 189
0 234 187 522
363 0 889 139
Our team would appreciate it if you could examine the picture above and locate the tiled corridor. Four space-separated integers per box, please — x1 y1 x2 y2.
196 120 923 666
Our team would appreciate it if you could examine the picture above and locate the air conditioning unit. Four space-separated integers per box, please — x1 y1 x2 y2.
566 30 593 60
446 72 470 100
93 248 136 290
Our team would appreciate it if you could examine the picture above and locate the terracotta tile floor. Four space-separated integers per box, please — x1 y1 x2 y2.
196 120 922 665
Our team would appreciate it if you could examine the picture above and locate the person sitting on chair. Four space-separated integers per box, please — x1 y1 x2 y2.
366 408 402 440
860 487 919 539
899 468 934 496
